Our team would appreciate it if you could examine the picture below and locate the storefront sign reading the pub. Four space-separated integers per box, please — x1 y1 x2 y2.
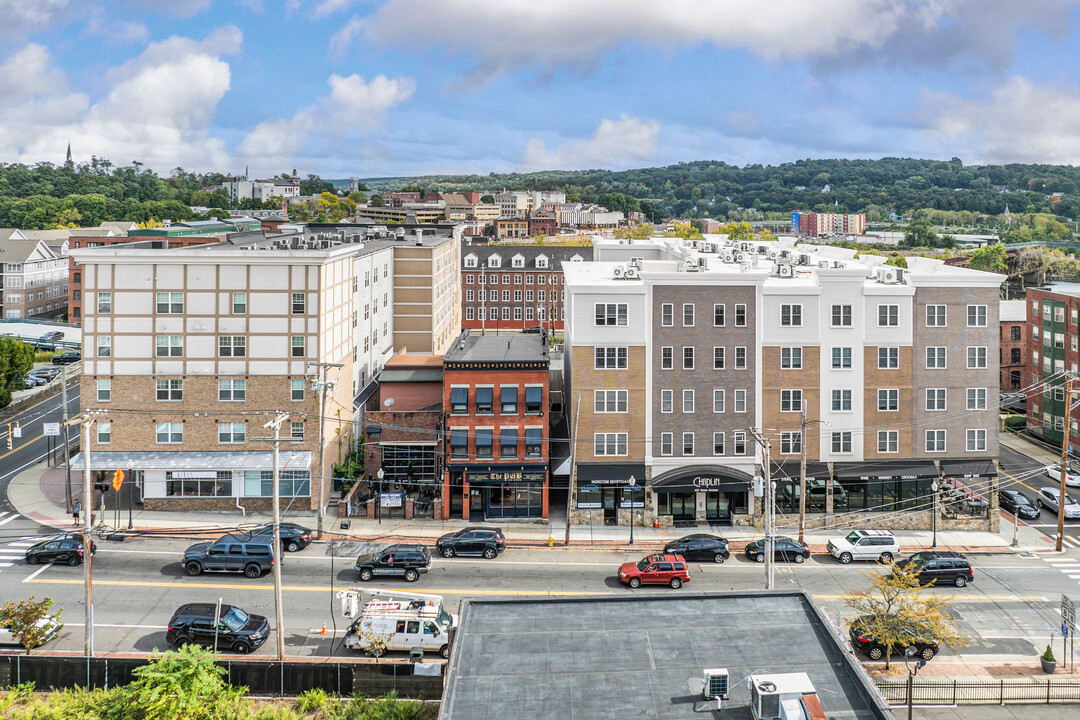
468 468 546 483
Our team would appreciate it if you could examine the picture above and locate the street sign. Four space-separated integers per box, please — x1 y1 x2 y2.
1063 595 1076 631
12 426 21 438
43 423 60 437
112 468 125 492
380 492 402 508
1064 625 1070 638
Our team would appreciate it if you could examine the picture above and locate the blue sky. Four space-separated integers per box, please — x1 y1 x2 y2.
3 0 1080 179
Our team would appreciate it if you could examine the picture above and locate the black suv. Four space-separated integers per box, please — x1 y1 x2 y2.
663 534 730 563
850 616 939 661
25 534 97 566
183 534 275 578
51 351 81 365
354 543 432 582
248 522 313 552
436 526 505 558
898 551 974 588
166 603 269 654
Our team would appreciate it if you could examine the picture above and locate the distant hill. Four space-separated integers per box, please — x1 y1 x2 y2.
346 158 1080 222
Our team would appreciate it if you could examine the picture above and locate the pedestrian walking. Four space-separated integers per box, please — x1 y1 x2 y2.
72 499 80 526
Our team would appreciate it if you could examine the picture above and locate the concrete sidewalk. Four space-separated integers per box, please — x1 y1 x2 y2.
5 460 1054 553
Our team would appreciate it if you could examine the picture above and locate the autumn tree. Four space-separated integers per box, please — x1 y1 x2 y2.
844 561 966 669
0 595 63 650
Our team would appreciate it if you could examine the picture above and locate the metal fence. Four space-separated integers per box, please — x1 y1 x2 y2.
0 655 443 699
876 678 1080 705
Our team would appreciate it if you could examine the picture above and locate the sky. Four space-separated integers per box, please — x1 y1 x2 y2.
3 0 1080 179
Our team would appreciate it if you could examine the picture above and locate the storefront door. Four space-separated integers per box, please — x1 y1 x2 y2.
704 492 731 524
469 489 484 521
602 488 619 525
668 492 695 522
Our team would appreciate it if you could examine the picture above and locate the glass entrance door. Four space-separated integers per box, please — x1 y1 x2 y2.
669 492 695 522
602 488 619 525
704 492 731 523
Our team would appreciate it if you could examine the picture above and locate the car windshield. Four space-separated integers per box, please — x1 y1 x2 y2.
844 531 862 544
1067 495 1080 507
437 606 453 630
1014 494 1033 506
221 608 250 632
635 558 652 571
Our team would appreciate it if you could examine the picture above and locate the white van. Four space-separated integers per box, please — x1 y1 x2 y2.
339 590 456 658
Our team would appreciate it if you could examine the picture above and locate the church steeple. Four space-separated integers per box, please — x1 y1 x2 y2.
64 141 73 168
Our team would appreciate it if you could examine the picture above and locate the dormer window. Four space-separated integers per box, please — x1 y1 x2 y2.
512 255 525 268
464 254 478 268
536 255 549 269
571 254 583 262
488 255 501 268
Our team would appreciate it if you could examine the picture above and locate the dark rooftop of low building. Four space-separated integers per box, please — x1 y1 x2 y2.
439 592 890 720
443 332 549 365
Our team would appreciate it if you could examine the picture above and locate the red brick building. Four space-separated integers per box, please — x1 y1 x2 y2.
528 209 558 237
1024 285 1080 445
443 333 550 520
1000 299 1026 392
461 244 593 332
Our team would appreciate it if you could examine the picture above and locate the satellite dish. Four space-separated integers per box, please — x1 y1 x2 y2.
384 398 395 408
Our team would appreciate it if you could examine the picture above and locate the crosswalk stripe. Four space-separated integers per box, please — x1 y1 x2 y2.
1068 575 1080 580
7 542 35 548
0 562 12 568
0 514 18 527
1062 537 1080 548
0 553 23 559
1045 557 1080 563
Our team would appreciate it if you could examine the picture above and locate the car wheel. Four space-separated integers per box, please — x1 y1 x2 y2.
174 637 191 648
754 554 765 564
232 641 251 654
286 540 300 553
839 552 853 564
404 569 419 582
185 562 203 576
482 547 497 559
628 577 641 588
920 646 937 660
879 552 894 563
359 568 373 582
713 553 725 564
669 577 682 589
867 646 885 661
25 555 38 565
244 564 261 579
440 644 449 659
954 575 967 588
442 546 456 558
794 553 805 564
68 555 80 567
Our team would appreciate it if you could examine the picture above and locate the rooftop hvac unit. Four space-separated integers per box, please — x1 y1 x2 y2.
778 265 794 278
702 668 730 701
625 266 640 279
834 261 846 269
685 258 698 268
721 250 736 263
767 248 780 259
612 266 626 279
629 257 643 267
817 260 830 269
877 267 898 284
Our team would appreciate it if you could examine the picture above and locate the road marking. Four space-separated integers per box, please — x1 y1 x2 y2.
0 448 52 484
23 563 53 582
0 562 12 567
62 623 168 630
7 542 35 548
1043 557 1080 563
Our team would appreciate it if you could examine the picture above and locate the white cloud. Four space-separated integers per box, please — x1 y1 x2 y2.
329 16 365 59
314 0 361 18
917 77 1080 165
353 0 1072 79
0 44 68 98
0 29 241 172
0 0 72 40
520 115 660 171
239 73 415 165
124 0 211 17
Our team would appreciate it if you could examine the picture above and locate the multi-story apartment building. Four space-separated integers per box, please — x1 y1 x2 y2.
493 219 529 240
68 226 461 513
443 332 550 520
494 191 567 219
461 245 593 333
0 229 70 320
223 177 301 202
1024 284 1080 444
564 237 1002 530
555 204 623 230
1000 299 1026 392
790 212 867 238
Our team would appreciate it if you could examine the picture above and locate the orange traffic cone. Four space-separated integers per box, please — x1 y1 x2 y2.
320 622 327 635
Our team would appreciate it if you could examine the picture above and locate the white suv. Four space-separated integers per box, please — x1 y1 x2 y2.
827 529 899 564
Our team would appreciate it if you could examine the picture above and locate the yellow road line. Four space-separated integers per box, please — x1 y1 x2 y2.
0 431 46 461
998 466 1040 495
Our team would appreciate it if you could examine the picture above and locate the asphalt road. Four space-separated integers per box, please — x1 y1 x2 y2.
999 442 1080 548
1 537 1078 662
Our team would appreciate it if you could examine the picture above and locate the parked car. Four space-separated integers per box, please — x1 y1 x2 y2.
248 522 313 552
435 526 505 558
618 553 691 588
898 551 975 587
827 529 899 564
1035 486 1080 519
165 603 269 654
183 533 275 578
39 331 64 343
998 489 1040 521
20 375 41 388
29 367 60 382
0 610 62 647
354 543 432 582
1043 463 1080 488
25 534 96 566
663 534 730 563
849 615 939 661
744 536 811 563
51 351 81 365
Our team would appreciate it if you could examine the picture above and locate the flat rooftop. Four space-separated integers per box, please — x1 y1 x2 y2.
444 333 549 364
439 592 890 720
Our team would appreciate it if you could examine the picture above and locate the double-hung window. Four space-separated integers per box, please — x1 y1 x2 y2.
781 347 801 369
966 346 987 369
218 336 246 357
156 292 183 313
831 347 852 369
714 347 726 369
878 388 898 411
831 304 851 326
155 335 182 357
926 305 946 327
966 305 987 327
156 379 182 401
781 389 802 412
878 304 899 327
780 304 802 327
595 303 628 326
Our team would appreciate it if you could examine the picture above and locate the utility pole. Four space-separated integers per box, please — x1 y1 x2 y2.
564 393 581 546
749 428 774 590
308 361 342 540
60 365 72 511
67 411 99 657
1057 374 1075 552
797 404 828 544
254 412 301 661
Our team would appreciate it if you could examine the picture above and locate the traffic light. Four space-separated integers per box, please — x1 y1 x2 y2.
94 482 109 494
5 424 10 450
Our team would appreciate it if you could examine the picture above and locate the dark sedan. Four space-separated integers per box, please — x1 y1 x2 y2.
25 534 97 566
248 522 313 552
663 533 730 563
743 536 811 564
998 489 1040 521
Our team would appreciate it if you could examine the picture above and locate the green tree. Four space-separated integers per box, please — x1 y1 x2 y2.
844 560 966 669
0 595 63 650
0 337 36 408
480 194 495 204
121 644 242 720
968 243 1008 273
369 194 385 207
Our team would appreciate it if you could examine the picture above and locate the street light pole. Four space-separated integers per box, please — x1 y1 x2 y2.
127 463 134 530
931 479 939 549
377 468 384 525
628 475 636 546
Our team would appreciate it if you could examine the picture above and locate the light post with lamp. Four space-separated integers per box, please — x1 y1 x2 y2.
930 479 939 549
903 646 927 720
127 462 134 530
376 468 384 525
628 475 636 545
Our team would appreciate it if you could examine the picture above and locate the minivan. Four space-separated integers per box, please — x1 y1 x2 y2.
183 534 275 578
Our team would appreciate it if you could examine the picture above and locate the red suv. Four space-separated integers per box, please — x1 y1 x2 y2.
618 553 691 589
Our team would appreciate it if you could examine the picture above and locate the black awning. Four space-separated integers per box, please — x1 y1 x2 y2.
771 461 830 482
576 463 646 487
649 465 754 493
941 459 997 478
833 460 939 482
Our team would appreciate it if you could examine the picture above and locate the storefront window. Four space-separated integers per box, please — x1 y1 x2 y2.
242 470 311 497
577 485 601 508
487 484 542 518
620 487 645 507
166 471 232 497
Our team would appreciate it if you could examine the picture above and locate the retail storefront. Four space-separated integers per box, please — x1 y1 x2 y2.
831 460 939 514
773 462 833 514
573 464 646 526
448 465 548 520
649 466 752 525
